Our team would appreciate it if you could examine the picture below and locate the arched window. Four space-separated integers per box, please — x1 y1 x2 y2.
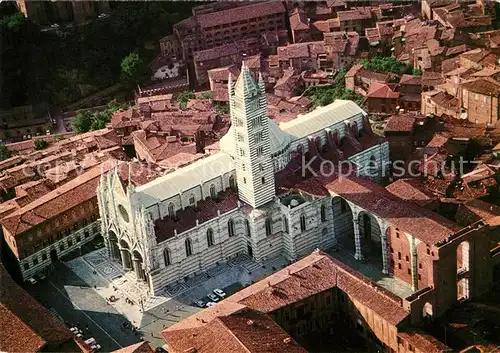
207 229 214 247
300 214 306 232
185 238 193 257
189 194 195 206
229 175 236 191
210 184 216 198
321 204 327 222
168 203 175 219
164 248 171 266
245 219 251 237
228 219 235 237
265 218 272 236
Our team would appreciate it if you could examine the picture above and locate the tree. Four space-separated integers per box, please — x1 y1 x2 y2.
0 144 12 161
34 139 48 150
199 92 213 100
177 91 196 109
120 53 144 85
90 111 112 130
72 110 93 133
360 57 413 75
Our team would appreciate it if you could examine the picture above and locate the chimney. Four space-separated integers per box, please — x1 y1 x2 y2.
246 320 254 326
283 337 292 344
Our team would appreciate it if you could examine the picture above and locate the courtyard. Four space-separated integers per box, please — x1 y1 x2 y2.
25 246 290 350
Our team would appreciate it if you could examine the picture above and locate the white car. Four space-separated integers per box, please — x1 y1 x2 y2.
27 277 37 284
90 344 101 351
213 288 226 298
207 293 219 302
205 302 216 307
195 300 205 308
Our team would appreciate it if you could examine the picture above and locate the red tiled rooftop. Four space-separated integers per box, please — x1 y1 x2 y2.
385 114 416 133
367 82 400 99
1 162 116 237
197 2 285 28
0 264 74 352
111 341 154 353
154 189 240 243
164 250 409 339
325 176 462 244
398 330 452 353
386 178 438 208
164 309 307 353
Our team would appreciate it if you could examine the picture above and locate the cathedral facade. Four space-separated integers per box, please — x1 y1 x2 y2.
97 64 390 295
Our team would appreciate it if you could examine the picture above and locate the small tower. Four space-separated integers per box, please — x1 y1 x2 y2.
229 63 275 208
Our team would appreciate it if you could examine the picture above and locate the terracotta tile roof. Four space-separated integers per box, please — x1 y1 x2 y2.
385 114 416 132
400 74 421 86
154 189 240 242
460 49 497 67
194 39 259 62
274 69 300 92
398 330 452 353
325 176 461 244
367 82 400 99
0 264 75 352
289 7 309 31
461 77 500 96
197 2 285 28
311 18 340 33
164 250 409 341
208 65 240 82
458 199 500 227
1 162 116 237
386 178 438 208
111 341 154 353
278 42 319 61
338 7 372 22
163 309 308 353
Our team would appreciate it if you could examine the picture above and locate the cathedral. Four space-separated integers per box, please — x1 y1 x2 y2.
97 63 390 295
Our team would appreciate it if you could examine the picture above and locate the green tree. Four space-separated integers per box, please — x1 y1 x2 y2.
199 92 213 100
0 144 12 161
34 139 48 150
90 111 112 130
360 57 413 75
120 53 144 85
72 110 93 133
177 91 196 109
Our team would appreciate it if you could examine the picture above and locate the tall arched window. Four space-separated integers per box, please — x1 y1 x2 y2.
185 238 193 257
210 184 216 198
164 248 171 266
168 203 175 219
300 214 306 232
228 219 235 237
207 229 214 247
245 219 251 237
265 218 272 236
321 204 327 222
229 175 236 191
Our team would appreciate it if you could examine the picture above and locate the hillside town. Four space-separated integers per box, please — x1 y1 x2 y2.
1 1 500 353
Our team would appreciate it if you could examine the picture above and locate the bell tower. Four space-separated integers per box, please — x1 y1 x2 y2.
228 63 275 208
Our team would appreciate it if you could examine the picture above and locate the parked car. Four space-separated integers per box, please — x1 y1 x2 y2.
205 302 216 307
213 288 226 298
27 277 37 284
195 300 205 308
207 293 219 302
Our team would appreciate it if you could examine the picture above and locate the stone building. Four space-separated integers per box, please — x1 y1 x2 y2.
16 0 110 25
1 164 113 281
168 2 287 61
97 64 390 295
461 77 500 125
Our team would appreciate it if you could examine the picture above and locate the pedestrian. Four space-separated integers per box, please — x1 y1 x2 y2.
151 332 153 337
